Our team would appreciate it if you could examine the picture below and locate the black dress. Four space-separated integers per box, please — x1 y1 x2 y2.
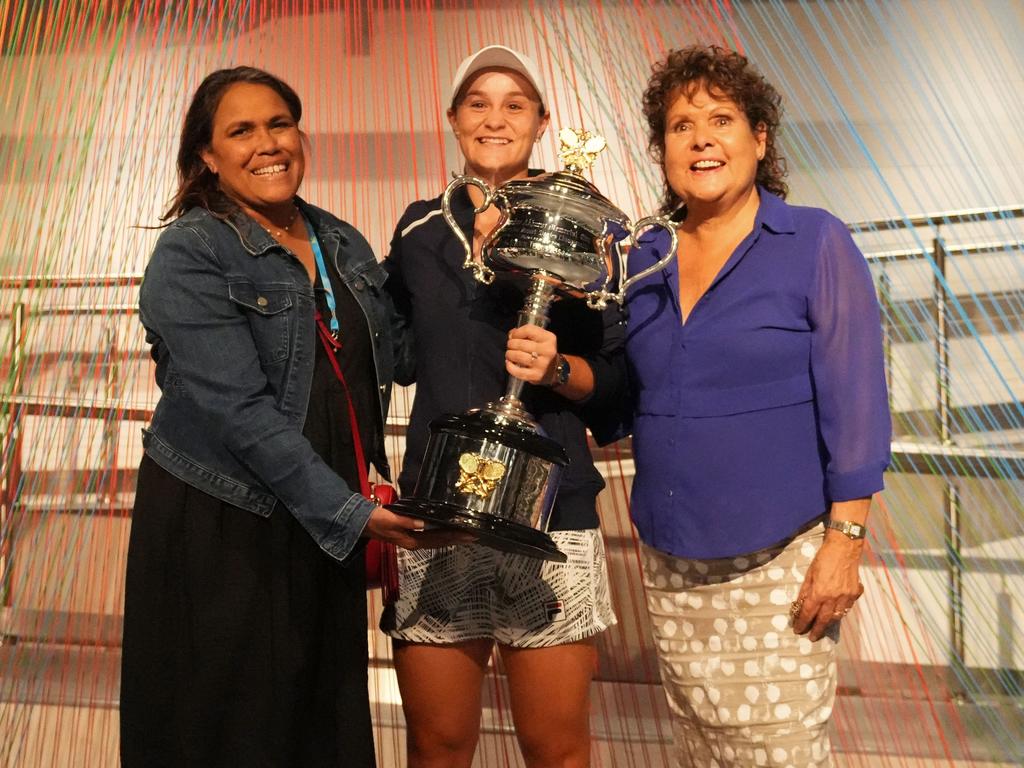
121 248 380 768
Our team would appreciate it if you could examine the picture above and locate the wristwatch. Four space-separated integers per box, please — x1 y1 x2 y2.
825 518 867 540
551 354 570 387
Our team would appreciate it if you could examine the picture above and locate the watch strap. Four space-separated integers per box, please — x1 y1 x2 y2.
825 518 867 540
552 354 570 387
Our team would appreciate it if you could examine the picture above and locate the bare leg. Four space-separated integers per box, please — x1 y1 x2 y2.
501 640 597 768
393 638 494 768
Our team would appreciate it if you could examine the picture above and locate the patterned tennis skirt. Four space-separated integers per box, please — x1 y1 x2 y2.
380 528 616 648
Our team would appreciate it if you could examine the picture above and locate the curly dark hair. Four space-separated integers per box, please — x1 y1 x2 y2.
642 45 788 213
162 66 303 221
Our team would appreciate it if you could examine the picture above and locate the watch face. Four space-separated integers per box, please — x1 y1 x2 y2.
828 519 865 539
556 356 570 385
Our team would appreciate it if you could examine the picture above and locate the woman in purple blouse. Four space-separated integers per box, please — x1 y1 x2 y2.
621 46 892 766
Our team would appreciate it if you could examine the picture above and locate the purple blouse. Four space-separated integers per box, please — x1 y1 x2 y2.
623 190 891 559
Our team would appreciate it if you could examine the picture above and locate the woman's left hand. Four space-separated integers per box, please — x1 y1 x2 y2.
506 325 558 385
791 532 865 641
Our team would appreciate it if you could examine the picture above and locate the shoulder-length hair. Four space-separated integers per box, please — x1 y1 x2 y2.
162 66 302 221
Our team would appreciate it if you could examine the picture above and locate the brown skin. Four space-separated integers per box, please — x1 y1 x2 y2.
663 87 765 228
665 87 765 321
394 639 595 768
201 83 459 551
200 82 316 278
792 498 870 641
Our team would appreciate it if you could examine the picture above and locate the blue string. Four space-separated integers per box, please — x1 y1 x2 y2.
304 215 340 339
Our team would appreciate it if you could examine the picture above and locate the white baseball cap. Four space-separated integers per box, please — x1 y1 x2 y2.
449 45 547 112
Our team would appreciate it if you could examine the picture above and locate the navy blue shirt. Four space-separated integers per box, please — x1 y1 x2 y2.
384 183 628 531
622 190 891 558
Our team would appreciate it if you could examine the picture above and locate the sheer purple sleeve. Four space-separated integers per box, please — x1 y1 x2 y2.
808 215 892 501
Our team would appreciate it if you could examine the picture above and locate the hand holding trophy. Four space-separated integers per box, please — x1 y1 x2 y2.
386 128 677 561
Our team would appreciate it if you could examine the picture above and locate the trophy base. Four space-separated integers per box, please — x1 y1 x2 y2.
387 498 568 563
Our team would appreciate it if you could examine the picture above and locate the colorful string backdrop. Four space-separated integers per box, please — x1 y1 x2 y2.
1 0 1021 765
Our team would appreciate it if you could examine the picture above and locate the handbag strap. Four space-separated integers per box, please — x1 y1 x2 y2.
314 312 372 500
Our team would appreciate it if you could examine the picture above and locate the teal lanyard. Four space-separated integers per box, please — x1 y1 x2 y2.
303 215 340 339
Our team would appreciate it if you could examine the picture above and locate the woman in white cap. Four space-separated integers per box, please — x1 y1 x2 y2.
381 45 626 767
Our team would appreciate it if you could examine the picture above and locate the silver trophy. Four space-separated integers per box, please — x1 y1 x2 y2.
387 129 677 561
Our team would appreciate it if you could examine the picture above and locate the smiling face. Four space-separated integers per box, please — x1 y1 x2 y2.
663 85 766 216
447 68 548 184
200 82 304 216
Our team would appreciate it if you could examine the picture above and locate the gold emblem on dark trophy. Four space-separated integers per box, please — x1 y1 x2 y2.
456 453 508 500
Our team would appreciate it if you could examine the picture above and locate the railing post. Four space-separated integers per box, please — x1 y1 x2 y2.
1 302 26 612
101 322 120 503
934 236 966 692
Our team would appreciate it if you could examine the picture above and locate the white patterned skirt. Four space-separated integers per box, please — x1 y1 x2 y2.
642 522 838 768
380 528 616 648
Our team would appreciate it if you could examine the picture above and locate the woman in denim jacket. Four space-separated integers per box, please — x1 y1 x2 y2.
120 66 450 767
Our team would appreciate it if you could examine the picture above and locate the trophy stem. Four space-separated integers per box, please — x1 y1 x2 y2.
491 273 557 421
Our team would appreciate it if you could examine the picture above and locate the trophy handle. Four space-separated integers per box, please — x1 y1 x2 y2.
584 216 678 308
584 234 618 310
442 175 496 285
479 192 511 263
619 215 678 294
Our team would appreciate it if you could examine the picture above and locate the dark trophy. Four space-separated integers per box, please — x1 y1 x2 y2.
387 129 678 561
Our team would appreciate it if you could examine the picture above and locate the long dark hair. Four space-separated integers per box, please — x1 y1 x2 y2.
162 66 303 221
642 45 788 214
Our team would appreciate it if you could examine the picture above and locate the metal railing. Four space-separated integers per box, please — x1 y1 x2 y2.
1 205 1023 676
856 203 1024 690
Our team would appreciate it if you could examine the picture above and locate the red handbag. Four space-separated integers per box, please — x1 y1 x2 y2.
314 313 399 603
365 484 399 601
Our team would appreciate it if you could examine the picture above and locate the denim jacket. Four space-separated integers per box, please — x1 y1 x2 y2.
139 199 411 562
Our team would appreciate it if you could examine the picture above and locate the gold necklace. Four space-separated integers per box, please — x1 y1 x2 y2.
262 204 300 239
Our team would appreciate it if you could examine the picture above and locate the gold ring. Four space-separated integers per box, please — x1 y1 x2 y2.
789 600 804 617
530 351 539 360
